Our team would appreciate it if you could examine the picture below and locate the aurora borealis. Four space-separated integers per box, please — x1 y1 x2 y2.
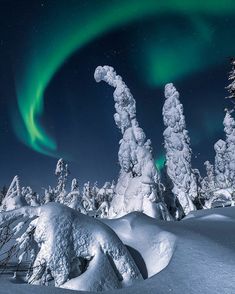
12 0 235 156
0 0 235 189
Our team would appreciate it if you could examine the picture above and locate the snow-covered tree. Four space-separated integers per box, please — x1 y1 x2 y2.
22 186 39 207
95 182 115 218
43 186 55 204
81 181 94 211
223 111 235 189
203 154 233 209
162 83 197 216
0 186 7 205
65 178 82 210
95 65 170 219
225 57 235 106
214 139 229 189
71 178 79 192
96 182 113 205
0 176 26 211
204 161 215 191
200 161 215 203
54 158 70 203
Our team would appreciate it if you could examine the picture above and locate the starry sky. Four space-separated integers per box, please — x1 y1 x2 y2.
0 0 234 192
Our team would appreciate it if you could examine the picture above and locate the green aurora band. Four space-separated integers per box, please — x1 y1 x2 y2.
155 155 166 171
13 0 235 157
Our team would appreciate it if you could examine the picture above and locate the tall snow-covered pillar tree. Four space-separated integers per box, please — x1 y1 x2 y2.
54 158 69 204
214 139 229 189
163 83 197 216
94 65 170 219
223 111 235 189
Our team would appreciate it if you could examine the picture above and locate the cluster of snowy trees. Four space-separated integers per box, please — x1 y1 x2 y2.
1 63 235 291
0 163 115 218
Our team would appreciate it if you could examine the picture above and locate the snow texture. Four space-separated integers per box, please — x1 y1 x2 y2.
1 205 235 294
0 203 142 291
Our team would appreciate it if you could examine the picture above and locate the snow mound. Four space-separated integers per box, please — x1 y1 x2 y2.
104 206 235 294
184 205 235 221
102 212 176 278
0 203 142 291
1 205 235 294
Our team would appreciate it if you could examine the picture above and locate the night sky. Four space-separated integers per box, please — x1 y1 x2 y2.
0 0 234 192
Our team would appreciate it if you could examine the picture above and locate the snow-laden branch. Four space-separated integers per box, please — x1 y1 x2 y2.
95 65 136 133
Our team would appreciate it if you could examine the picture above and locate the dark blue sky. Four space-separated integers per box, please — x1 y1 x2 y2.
0 0 232 192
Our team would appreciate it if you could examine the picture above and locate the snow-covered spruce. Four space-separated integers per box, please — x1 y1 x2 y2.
0 176 27 211
202 111 235 208
54 158 70 204
162 83 197 216
0 202 143 291
214 139 229 189
225 57 235 106
223 111 235 189
201 161 215 197
94 66 170 220
22 186 39 207
41 159 112 216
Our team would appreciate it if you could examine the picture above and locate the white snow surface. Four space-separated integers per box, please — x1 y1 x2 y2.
1 205 235 293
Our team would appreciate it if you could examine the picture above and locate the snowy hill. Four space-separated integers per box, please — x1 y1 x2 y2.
1 205 235 294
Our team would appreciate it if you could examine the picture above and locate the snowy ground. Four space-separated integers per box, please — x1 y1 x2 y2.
1 206 235 293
